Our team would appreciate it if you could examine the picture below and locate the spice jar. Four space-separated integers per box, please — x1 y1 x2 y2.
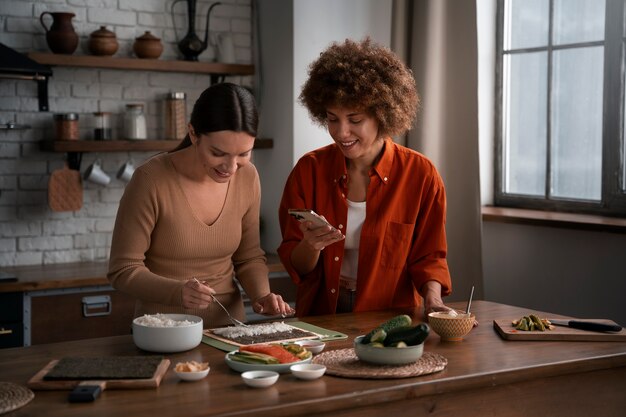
93 112 112 140
123 104 147 140
54 113 79 140
164 92 187 140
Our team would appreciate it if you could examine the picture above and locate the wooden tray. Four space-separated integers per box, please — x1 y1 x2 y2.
27 357 170 391
494 319 626 342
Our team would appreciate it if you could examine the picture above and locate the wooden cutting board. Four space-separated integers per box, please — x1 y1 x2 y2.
48 165 83 212
494 319 626 342
27 357 170 391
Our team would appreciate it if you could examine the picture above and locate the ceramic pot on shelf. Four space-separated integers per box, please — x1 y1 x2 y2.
88 26 119 56
40 11 79 54
133 31 163 59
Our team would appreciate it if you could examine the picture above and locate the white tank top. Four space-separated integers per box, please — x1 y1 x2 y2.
340 199 366 283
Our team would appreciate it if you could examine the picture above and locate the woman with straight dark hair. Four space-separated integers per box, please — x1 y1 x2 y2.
109 83 294 327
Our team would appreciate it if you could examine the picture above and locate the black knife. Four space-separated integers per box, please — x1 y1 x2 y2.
549 319 622 333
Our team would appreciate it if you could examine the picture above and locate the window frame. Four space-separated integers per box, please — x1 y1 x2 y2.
494 0 626 217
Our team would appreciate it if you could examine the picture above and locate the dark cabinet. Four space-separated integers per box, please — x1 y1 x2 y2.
28 287 137 345
0 292 23 348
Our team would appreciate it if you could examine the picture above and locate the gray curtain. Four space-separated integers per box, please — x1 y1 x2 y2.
405 0 484 302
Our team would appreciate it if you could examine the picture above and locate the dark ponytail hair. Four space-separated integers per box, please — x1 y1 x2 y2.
170 83 258 152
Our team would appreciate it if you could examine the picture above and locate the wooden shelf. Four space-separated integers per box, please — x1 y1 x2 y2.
28 52 254 76
40 138 273 153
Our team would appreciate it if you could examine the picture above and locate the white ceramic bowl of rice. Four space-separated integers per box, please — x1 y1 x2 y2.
132 313 203 353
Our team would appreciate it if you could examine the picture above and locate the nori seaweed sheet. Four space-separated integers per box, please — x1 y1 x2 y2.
218 327 316 345
43 356 163 380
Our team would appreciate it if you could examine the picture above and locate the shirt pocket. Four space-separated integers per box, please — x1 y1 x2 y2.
380 221 414 269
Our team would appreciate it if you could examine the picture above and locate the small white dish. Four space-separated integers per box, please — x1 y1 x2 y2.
295 339 326 354
290 363 326 380
175 367 210 381
241 370 279 388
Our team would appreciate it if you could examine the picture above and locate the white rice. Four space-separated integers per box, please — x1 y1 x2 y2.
134 313 196 327
212 321 294 339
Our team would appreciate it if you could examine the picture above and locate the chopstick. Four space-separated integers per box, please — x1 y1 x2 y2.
466 285 475 314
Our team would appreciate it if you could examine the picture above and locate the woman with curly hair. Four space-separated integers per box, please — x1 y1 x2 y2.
277 38 454 316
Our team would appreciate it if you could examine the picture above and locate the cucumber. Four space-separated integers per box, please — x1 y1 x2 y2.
383 323 430 347
370 328 387 344
361 314 413 344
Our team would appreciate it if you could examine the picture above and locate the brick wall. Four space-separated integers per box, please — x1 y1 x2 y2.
0 0 253 266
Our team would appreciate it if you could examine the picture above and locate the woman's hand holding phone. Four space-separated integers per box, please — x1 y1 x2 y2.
289 209 344 251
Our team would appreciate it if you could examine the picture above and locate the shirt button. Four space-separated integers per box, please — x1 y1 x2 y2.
334 256 339 261
330 288 336 294
384 177 388 181
338 224 344 229
341 193 345 198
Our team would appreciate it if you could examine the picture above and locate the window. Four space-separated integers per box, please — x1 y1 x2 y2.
496 0 626 216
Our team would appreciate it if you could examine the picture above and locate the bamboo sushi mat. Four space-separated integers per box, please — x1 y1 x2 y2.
312 348 447 379
0 382 34 415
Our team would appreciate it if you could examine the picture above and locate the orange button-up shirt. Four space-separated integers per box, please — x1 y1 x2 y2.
278 138 452 316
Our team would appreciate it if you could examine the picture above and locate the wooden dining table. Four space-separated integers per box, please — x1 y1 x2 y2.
0 300 624 417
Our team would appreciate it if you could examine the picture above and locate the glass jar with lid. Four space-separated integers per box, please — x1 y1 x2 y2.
93 111 112 140
54 113 79 141
164 92 187 140
123 103 147 140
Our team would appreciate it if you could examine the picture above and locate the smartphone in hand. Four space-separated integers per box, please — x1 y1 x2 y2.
288 209 334 229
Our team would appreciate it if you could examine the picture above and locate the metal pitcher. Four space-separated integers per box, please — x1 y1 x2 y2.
171 0 221 61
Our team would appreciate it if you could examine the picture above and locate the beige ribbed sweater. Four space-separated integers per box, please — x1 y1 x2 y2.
107 153 269 328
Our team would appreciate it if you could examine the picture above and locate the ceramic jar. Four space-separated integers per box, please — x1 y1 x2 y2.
54 113 79 141
88 26 118 56
123 104 147 140
40 12 79 55
133 31 163 59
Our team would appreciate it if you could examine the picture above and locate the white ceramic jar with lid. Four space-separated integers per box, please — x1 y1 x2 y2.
123 103 147 140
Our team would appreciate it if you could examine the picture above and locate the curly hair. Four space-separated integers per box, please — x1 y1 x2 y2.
299 38 419 138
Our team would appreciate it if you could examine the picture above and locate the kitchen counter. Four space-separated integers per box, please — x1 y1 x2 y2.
0 254 286 293
0 300 624 417
0 255 292 348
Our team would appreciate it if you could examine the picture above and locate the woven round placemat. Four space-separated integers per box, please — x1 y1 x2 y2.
0 382 34 415
312 348 447 379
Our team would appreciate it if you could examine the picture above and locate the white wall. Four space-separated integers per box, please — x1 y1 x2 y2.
255 0 392 252
483 221 626 326
292 0 392 159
